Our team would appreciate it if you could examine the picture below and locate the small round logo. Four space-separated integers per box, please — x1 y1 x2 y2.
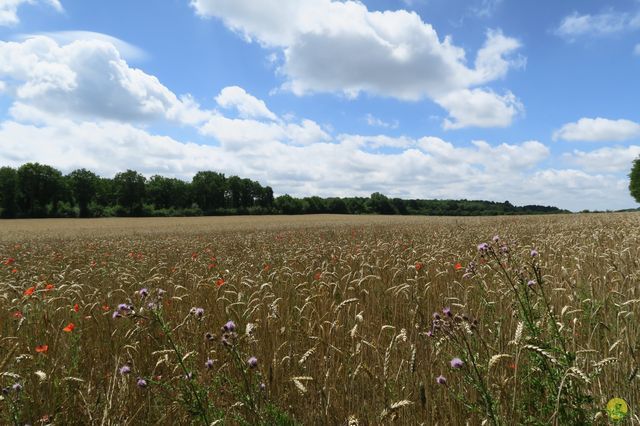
607 398 628 422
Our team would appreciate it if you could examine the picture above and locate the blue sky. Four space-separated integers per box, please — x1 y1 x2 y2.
0 0 639 211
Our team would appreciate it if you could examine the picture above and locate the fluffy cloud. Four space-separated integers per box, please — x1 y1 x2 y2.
190 0 524 129
199 114 330 149
553 117 640 142
565 145 640 173
556 10 640 39
437 89 523 129
0 36 211 125
0 0 62 26
215 85 277 120
635 44 640 55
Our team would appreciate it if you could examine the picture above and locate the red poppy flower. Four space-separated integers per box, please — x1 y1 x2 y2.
24 286 35 296
216 278 225 287
314 272 322 280
13 311 23 319
63 323 75 332
45 283 55 291
73 303 79 312
415 262 424 271
3 257 15 265
102 305 110 311
191 252 198 260
454 262 463 270
11 268 18 274
35 344 49 353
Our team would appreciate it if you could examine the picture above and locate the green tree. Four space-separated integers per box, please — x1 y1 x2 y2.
326 197 348 214
68 169 99 217
192 171 226 212
113 170 146 216
240 178 256 209
302 196 326 214
146 175 190 210
0 166 19 218
226 175 242 209
630 156 640 203
275 194 303 214
17 163 64 217
366 192 397 214
257 186 274 209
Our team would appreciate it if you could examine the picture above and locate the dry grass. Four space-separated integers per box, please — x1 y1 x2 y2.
0 213 639 424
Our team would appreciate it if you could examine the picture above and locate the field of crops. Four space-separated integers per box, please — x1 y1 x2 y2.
1 213 639 425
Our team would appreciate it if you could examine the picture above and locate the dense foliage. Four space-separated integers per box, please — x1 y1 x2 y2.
0 163 567 218
630 156 640 204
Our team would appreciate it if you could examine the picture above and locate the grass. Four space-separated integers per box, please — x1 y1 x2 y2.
0 213 639 424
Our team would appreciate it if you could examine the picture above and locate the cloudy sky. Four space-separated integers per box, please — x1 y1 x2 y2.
0 0 639 211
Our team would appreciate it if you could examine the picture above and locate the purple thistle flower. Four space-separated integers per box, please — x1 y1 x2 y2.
432 312 441 320
259 383 266 391
223 320 236 332
184 372 193 380
436 375 447 385
112 311 122 319
139 288 149 298
117 303 132 313
194 307 204 319
426 330 433 337
477 243 489 252
492 235 500 243
157 288 166 296
450 357 464 369
12 383 22 393
205 359 214 369
119 365 131 375
442 307 452 317
531 249 538 257
1 387 8 395
527 280 536 288
136 378 147 388
247 356 258 369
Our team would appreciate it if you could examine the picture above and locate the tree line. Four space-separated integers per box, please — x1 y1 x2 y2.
0 163 567 218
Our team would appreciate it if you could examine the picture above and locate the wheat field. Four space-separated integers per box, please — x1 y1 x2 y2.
1 213 639 425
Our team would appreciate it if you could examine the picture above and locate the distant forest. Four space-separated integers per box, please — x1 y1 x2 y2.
0 163 568 218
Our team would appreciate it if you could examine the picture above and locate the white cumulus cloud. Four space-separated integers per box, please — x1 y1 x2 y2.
437 89 523 130
553 117 640 142
215 85 277 120
565 145 640 173
0 36 211 125
190 0 524 129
